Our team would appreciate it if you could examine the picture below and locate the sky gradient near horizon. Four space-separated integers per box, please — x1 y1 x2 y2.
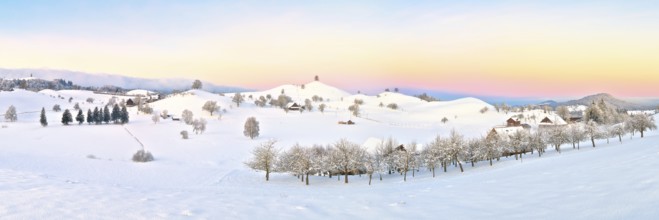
1 1 658 98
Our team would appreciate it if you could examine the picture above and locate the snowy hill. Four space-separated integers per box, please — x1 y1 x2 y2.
1 82 658 219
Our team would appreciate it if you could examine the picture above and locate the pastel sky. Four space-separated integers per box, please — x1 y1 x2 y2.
1 0 658 98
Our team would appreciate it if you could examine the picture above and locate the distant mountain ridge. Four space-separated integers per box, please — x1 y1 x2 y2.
0 68 249 93
542 93 653 110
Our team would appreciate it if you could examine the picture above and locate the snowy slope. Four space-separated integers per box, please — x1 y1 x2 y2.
1 84 658 219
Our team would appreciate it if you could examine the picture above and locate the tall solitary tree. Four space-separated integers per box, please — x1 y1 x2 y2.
243 117 260 139
192 79 203 89
39 107 48 127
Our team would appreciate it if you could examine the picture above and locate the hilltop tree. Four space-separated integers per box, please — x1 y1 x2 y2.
192 79 203 89
75 109 85 124
61 109 73 125
39 107 48 127
244 117 260 139
73 103 80 111
314 75 319 81
4 105 17 122
245 140 278 181
202 101 220 115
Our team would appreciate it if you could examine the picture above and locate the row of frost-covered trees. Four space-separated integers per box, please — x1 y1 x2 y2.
246 101 657 185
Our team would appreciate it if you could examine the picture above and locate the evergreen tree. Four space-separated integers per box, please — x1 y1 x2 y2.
120 105 129 124
93 107 101 124
61 109 73 125
103 105 111 124
111 104 121 123
86 109 93 124
75 109 85 124
39 107 48 127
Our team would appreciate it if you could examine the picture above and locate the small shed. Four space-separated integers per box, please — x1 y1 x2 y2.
126 99 136 107
287 103 305 111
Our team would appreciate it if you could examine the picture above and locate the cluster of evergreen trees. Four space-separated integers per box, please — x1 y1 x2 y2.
40 104 129 126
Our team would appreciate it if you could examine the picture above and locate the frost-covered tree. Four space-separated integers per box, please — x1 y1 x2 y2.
479 106 489 114
180 130 189 139
39 107 48 127
584 121 601 147
556 106 571 122
140 104 153 114
202 101 220 115
528 131 547 157
181 109 194 125
244 117 260 139
630 114 657 138
544 126 568 153
52 104 61 112
152 113 160 124
245 140 278 181
279 144 315 185
192 118 207 134
566 124 586 149
387 103 398 110
75 109 85 124
304 99 313 112
192 79 203 89
86 97 94 103
5 105 17 122
61 109 73 125
233 93 245 107
610 124 626 143
422 136 443 177
331 139 364 184
277 94 291 109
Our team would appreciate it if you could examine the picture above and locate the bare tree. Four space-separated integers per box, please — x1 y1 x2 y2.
584 121 601 147
202 101 220 115
245 140 279 181
192 118 207 134
319 103 326 113
244 117 260 139
233 93 245 107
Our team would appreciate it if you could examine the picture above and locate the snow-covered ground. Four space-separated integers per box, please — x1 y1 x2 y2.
1 83 658 219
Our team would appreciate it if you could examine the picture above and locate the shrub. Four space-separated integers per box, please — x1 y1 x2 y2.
480 106 489 114
132 150 154 162
387 103 398 110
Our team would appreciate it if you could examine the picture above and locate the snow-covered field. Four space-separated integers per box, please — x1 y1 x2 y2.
1 83 658 219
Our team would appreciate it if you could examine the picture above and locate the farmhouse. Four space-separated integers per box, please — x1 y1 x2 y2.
487 126 526 140
506 118 521 127
287 103 305 111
